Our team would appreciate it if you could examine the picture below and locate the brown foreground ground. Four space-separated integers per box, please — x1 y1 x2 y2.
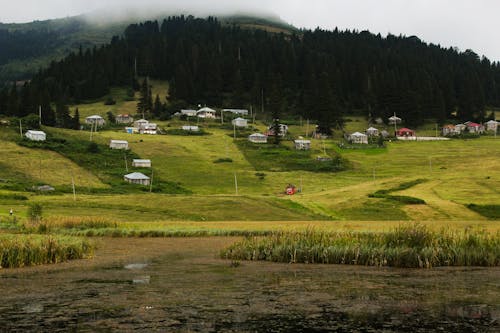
0 237 499 332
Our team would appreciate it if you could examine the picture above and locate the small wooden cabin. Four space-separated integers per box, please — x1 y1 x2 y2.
349 132 368 144
232 117 248 128
248 133 268 143
109 140 129 150
294 139 311 150
85 115 105 126
132 159 151 168
25 130 46 141
124 172 150 185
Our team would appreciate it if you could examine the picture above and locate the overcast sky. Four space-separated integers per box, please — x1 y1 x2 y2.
1 0 498 61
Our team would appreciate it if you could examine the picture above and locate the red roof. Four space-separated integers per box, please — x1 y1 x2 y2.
396 128 415 136
467 122 480 127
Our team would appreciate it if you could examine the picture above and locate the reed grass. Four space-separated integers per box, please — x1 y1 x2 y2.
0 234 94 268
221 224 500 268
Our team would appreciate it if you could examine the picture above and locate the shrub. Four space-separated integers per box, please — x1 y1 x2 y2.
27 203 43 224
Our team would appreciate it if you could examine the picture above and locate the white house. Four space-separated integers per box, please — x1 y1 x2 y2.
455 124 466 134
349 132 368 144
196 107 217 119
141 123 157 134
222 109 249 116
366 127 379 136
25 130 46 141
248 133 268 143
116 114 133 124
125 127 138 134
232 117 248 127
124 172 150 185
85 115 105 126
182 125 199 132
485 120 498 132
266 124 288 137
133 119 149 129
109 140 129 150
180 109 197 117
294 139 311 150
466 122 485 134
388 115 402 125
441 125 457 136
132 159 151 168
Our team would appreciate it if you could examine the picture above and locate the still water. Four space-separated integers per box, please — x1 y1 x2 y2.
0 237 498 332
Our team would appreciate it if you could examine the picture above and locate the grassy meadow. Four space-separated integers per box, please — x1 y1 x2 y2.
0 82 498 263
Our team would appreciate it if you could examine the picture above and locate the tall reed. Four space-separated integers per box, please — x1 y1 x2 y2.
0 234 94 268
221 224 500 268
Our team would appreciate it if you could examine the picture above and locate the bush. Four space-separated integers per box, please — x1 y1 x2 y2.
27 203 43 224
87 142 100 153
104 96 116 105
213 158 233 163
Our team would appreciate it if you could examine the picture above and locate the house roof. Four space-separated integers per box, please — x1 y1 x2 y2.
366 127 378 131
443 124 455 128
233 117 247 121
467 122 480 127
249 133 267 137
486 120 498 124
117 114 131 117
294 140 311 144
397 128 414 132
222 109 249 114
135 118 149 123
388 116 401 121
132 159 151 163
182 125 199 129
351 132 367 137
124 172 150 180
26 130 46 135
181 109 197 114
86 115 104 119
110 140 128 144
197 107 216 113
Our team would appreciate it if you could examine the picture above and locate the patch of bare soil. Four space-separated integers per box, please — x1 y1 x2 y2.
0 237 498 332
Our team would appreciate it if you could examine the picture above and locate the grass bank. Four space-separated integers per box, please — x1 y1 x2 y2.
221 224 500 268
0 234 94 268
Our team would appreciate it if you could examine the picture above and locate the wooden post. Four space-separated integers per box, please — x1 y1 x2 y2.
233 122 236 139
39 105 42 127
19 119 22 138
124 154 128 172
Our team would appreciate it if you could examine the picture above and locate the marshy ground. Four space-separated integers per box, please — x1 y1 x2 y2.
0 237 498 332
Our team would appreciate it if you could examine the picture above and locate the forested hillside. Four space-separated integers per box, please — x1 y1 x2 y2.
1 15 499 128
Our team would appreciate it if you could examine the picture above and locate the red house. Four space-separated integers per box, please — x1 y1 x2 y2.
396 128 415 137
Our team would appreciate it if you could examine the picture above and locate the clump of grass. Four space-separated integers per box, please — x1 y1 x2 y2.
213 158 233 163
466 204 500 220
0 234 94 268
24 216 116 233
0 193 28 201
369 179 427 204
221 224 500 268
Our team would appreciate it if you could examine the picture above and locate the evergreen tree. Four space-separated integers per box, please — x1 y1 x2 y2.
72 108 81 130
153 94 162 118
55 100 71 128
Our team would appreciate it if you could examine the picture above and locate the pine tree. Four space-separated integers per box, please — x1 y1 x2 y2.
153 94 162 118
72 108 81 130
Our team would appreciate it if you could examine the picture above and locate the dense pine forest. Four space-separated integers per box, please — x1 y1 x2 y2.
1 15 499 129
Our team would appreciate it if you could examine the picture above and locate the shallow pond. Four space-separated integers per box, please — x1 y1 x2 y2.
0 237 498 332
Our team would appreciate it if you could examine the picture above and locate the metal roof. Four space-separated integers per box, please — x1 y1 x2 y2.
132 159 151 163
26 130 46 135
110 140 128 144
86 115 104 119
124 172 150 180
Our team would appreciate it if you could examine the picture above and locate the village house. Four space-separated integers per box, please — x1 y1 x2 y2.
485 120 498 132
266 124 288 137
140 123 157 134
133 119 149 129
441 124 456 136
466 122 485 134
109 140 129 150
222 109 249 116
180 109 197 117
124 172 150 185
396 128 415 137
248 133 268 143
125 127 139 134
116 114 134 124
232 117 248 128
132 159 152 168
349 132 368 144
85 115 105 126
366 127 379 136
197 107 217 119
294 139 311 150
25 130 46 141
182 125 199 132
455 124 466 134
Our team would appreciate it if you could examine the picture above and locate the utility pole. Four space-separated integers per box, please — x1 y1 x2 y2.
149 169 154 193
233 122 236 139
39 105 42 127
71 176 76 201
124 154 128 172
19 119 23 138
306 119 309 138
234 173 238 195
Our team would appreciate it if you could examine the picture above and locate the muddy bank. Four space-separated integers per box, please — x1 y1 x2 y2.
0 237 498 332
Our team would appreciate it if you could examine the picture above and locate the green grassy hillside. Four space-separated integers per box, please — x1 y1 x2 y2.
0 83 499 223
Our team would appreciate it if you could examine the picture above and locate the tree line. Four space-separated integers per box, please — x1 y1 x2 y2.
1 15 499 130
